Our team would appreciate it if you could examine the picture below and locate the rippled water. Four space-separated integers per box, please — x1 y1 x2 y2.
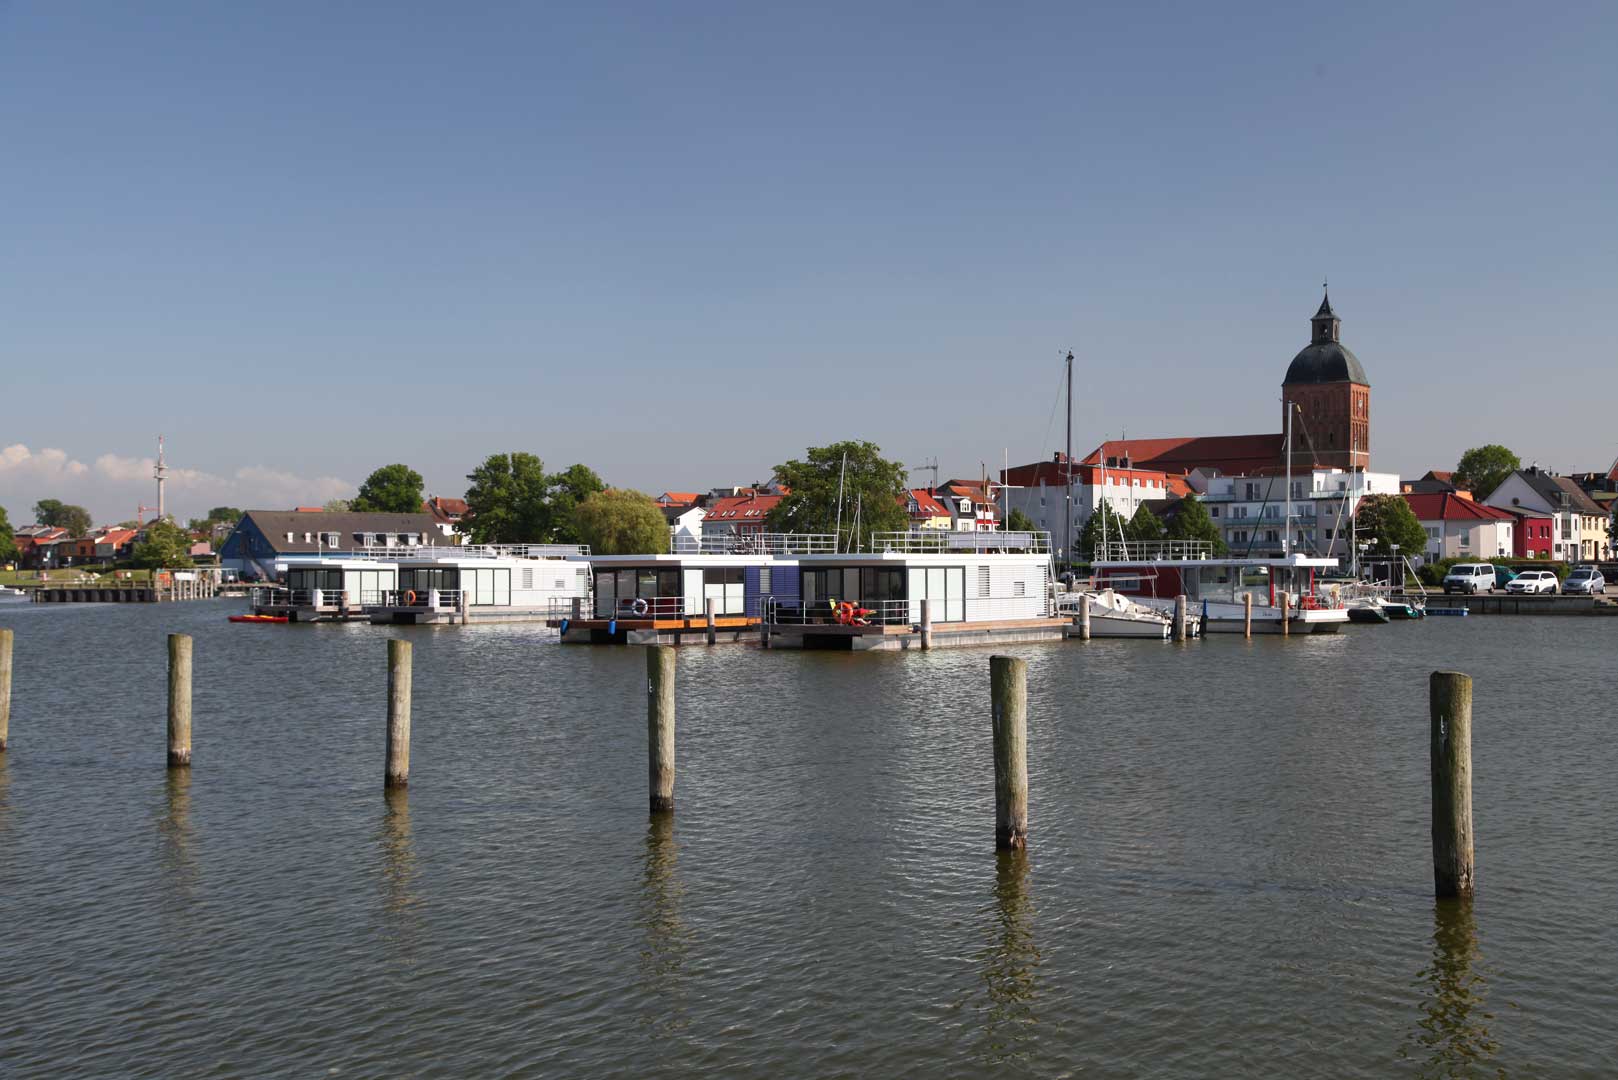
2 600 1615 1077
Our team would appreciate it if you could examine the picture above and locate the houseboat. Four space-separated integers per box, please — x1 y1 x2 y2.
368 544 592 625
1091 540 1348 634
250 557 399 622
766 531 1061 650
554 534 834 644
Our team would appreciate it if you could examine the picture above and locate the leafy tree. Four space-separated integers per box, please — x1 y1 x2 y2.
351 464 425 514
1077 500 1130 560
322 498 352 513
34 499 92 536
1452 445 1520 499
130 520 194 569
547 464 607 543
1005 507 1038 533
573 489 668 554
765 440 908 551
1166 494 1228 554
0 504 16 563
461 452 553 543
1354 494 1428 557
1127 503 1166 542
206 506 242 525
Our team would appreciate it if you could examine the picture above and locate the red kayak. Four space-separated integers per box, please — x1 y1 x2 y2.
229 614 288 624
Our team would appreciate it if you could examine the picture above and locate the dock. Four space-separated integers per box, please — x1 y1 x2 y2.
1404 592 1618 616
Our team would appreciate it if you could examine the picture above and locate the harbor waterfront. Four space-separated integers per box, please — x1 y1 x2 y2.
2 600 1615 1076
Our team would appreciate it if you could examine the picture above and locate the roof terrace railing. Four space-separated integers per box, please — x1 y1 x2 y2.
1095 539 1214 562
868 530 1051 554
670 533 837 555
352 542 590 561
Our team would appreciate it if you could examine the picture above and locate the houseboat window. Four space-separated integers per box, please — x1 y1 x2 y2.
1240 566 1271 588
401 567 460 593
758 566 771 594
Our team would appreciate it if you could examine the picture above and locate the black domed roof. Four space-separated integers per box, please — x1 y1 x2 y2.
1285 341 1368 385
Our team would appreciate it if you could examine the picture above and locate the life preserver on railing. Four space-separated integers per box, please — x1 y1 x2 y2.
631 597 650 616
405 590 417 606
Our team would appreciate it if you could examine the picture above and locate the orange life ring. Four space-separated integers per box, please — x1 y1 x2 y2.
405 590 417 605
836 601 855 625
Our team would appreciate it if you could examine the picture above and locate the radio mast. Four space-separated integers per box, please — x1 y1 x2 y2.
154 435 169 521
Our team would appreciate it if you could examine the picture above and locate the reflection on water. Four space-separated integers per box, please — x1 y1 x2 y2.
976 849 1041 1066
637 813 693 1035
157 769 198 898
379 788 419 917
1401 899 1502 1078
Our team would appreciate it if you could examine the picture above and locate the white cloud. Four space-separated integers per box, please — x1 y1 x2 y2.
0 443 353 524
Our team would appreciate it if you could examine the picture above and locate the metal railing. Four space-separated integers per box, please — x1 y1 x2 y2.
353 543 590 561
379 588 465 609
594 595 697 619
767 591 1050 627
868 530 1052 554
1095 539 1215 562
669 533 837 555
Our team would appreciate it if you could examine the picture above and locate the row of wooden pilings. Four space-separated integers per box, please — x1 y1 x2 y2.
0 627 1476 898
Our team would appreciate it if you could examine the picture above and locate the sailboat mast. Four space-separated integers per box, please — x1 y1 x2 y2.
1283 401 1293 558
1065 350 1073 567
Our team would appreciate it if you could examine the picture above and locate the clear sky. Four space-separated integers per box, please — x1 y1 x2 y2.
3 1 1614 524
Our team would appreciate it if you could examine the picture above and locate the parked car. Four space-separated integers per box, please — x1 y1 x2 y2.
1493 565 1518 589
1443 563 1497 594
1505 570 1558 594
1562 566 1606 595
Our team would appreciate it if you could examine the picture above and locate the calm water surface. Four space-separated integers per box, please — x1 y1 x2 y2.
1 600 1615 1077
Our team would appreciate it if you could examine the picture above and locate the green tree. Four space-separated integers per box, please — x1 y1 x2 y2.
130 520 194 569
547 464 607 543
1452 445 1519 500
765 440 908 551
1077 500 1130 560
461 452 553 543
0 504 17 563
34 499 92 536
1166 494 1227 553
1006 507 1038 533
351 464 425 514
1354 494 1428 557
1127 503 1166 542
573 489 668 554
322 498 352 513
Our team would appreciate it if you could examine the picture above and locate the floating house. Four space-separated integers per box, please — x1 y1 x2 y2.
251 557 400 622
367 544 592 625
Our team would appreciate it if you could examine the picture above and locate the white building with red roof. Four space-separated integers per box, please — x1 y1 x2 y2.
1403 492 1515 561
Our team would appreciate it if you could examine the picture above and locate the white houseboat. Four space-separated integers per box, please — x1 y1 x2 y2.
250 557 400 622
1091 539 1348 634
369 544 592 625
555 533 833 645
766 531 1060 650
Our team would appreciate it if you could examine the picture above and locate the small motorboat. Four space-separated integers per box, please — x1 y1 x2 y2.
1059 589 1180 639
1345 599 1390 624
229 613 288 624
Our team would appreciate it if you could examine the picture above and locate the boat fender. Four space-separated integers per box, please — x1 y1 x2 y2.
631 597 649 616
608 619 617 635
559 618 569 636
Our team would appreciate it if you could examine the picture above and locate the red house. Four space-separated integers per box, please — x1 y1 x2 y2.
1504 508 1554 560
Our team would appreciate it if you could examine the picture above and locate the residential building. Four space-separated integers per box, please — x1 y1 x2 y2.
937 480 1001 532
422 496 469 540
700 492 782 542
901 488 954 531
1483 467 1609 561
94 528 140 562
220 510 447 580
1402 493 1515 561
14 525 69 569
1502 508 1554 560
1195 468 1401 559
664 504 706 550
1000 454 1186 558
1401 470 1462 496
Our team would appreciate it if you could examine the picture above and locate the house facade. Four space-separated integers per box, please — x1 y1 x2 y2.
1196 468 1401 559
1483 467 1610 561
1402 493 1515 561
220 510 447 580
701 493 782 542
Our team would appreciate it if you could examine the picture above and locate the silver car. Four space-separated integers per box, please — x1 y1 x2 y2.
1563 567 1606 595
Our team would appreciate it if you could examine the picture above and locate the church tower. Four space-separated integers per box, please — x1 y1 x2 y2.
1282 290 1370 470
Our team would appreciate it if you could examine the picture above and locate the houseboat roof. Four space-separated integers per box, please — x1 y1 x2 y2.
1097 553 1339 569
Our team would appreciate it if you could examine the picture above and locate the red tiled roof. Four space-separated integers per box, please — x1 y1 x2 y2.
294 506 325 513
1402 493 1515 523
655 492 701 507
1081 434 1286 475
904 489 950 517
97 529 138 546
705 494 782 520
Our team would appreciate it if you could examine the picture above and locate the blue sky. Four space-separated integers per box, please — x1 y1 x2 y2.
3 1 1614 523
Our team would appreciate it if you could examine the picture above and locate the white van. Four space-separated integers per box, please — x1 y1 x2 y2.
1442 563 1496 594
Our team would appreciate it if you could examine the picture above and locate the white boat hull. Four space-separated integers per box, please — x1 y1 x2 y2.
1136 597 1346 634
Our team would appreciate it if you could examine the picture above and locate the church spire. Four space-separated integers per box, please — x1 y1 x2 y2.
1311 286 1340 343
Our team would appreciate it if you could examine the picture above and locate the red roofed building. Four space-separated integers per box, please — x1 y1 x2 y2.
901 488 953 530
655 492 702 509
1403 492 1516 561
702 492 782 540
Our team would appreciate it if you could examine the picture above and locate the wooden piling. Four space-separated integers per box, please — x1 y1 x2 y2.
705 597 716 645
1243 592 1253 638
647 645 676 813
1079 595 1091 640
385 638 411 788
1280 592 1290 636
0 627 12 752
1430 671 1475 898
989 655 1028 850
167 633 192 767
920 598 934 650
1173 594 1188 642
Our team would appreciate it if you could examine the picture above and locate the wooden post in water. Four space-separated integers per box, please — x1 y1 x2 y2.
1173 594 1188 642
167 633 192 767
705 597 716 645
647 645 676 813
920 598 933 650
0 627 12 753
1280 592 1290 637
385 639 411 788
989 655 1028 850
1079 595 1091 640
1430 671 1475 898
1243 592 1253 638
